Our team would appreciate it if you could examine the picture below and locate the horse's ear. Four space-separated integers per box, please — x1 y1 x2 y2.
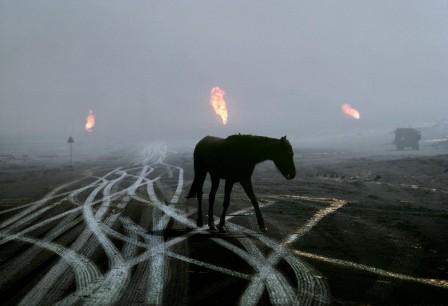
281 136 287 142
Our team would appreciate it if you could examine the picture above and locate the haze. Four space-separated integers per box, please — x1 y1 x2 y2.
1 1 447 145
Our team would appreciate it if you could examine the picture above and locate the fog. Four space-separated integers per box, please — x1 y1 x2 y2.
1 1 447 148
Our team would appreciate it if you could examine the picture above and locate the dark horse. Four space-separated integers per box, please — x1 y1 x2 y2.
186 134 296 233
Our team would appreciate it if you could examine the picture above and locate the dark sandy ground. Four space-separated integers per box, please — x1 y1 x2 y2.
0 140 447 305
250 149 448 304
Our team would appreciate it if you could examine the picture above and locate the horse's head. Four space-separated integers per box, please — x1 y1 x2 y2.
273 136 296 180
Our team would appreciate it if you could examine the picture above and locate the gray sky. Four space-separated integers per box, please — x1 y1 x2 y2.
1 0 447 142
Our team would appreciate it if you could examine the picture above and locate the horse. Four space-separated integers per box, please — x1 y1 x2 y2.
186 134 296 233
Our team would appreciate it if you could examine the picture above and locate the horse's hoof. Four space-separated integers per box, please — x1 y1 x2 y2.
208 223 217 231
218 226 227 233
259 227 268 233
196 219 203 227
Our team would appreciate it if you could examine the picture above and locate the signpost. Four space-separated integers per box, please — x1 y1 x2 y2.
67 136 74 164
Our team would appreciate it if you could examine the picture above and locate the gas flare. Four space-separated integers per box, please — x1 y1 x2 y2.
85 110 95 132
210 87 228 125
341 103 360 120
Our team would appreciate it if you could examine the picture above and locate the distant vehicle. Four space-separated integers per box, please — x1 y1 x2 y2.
393 128 421 150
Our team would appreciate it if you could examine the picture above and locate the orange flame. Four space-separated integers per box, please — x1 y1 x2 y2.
210 87 228 125
341 103 360 120
85 110 95 132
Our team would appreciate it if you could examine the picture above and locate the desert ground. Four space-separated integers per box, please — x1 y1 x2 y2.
0 136 447 305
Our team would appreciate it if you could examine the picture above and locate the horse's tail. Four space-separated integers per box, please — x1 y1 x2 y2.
186 164 206 199
185 176 199 199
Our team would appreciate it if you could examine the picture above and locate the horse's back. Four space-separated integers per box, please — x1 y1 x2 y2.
194 136 223 156
194 136 249 179
193 136 228 171
196 135 224 146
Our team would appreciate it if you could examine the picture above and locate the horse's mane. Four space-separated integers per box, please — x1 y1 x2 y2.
225 134 276 143
225 134 289 147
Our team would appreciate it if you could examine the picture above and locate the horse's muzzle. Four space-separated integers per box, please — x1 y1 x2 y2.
286 173 295 180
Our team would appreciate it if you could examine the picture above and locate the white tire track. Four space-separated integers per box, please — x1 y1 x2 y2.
1 143 339 305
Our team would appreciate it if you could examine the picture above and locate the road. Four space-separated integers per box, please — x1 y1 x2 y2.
0 143 447 305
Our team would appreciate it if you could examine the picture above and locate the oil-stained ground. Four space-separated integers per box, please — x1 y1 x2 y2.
0 143 447 305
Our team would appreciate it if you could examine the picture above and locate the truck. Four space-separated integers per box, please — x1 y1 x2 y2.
393 128 421 150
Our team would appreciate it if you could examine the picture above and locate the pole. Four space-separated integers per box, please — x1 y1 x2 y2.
67 136 74 166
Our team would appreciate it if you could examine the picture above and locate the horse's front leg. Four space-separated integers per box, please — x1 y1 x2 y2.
241 179 267 232
208 176 220 231
219 180 234 233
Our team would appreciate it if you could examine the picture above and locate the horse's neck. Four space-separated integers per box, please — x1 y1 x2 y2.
250 138 279 164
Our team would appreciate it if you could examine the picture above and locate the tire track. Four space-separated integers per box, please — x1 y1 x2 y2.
0 214 83 289
0 230 103 306
1 143 335 305
18 177 113 305
0 178 86 229
58 166 152 305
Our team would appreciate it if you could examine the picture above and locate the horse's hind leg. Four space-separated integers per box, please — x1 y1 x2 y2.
208 175 220 231
195 171 207 227
197 192 203 227
219 180 234 233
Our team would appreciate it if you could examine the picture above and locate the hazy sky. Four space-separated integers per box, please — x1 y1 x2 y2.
1 1 447 141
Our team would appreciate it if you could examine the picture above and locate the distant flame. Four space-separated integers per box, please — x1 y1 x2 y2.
341 103 360 120
210 87 228 125
85 110 95 132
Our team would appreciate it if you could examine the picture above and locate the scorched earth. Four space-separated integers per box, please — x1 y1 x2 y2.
0 142 447 305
